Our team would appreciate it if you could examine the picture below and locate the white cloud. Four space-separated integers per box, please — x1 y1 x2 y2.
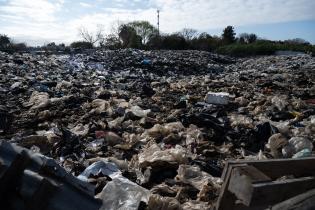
68 0 315 36
151 0 315 32
0 0 62 22
0 0 314 45
79 2 92 8
0 0 68 44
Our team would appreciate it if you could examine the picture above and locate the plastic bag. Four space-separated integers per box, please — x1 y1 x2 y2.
138 143 188 168
78 160 121 181
271 95 288 111
130 106 151 118
99 177 150 210
176 164 220 191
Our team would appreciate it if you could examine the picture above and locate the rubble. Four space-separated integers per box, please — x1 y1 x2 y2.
1 49 315 209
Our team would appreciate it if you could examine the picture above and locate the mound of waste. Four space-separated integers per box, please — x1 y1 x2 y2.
0 49 315 209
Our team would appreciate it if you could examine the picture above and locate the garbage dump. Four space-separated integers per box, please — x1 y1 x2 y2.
0 49 315 209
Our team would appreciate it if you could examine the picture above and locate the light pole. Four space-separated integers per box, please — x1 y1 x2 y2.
157 9 160 36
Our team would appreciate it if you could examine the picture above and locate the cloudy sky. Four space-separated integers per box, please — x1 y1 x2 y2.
0 0 315 46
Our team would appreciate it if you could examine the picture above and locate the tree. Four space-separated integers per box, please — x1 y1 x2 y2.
110 20 124 37
179 28 198 41
78 25 104 47
222 26 236 44
0 34 27 53
118 24 142 48
104 34 122 49
198 32 212 39
190 32 221 51
248 33 257 43
160 33 188 50
119 24 135 47
127 21 158 44
128 32 142 48
239 33 257 44
193 33 223 51
147 34 162 49
0 34 11 50
285 38 310 45
239 36 246 44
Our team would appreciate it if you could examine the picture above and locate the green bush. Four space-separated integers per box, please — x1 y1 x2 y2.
190 33 221 51
70 41 93 49
117 24 143 49
147 33 188 50
103 34 122 50
0 34 11 51
10 43 27 52
161 34 188 50
217 41 315 57
0 34 28 53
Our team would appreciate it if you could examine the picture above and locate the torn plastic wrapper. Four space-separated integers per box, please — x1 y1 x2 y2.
78 160 122 181
98 176 150 210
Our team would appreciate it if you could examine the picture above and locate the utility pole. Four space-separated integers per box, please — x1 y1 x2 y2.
157 9 160 36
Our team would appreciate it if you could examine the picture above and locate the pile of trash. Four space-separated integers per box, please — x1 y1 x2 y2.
0 49 315 209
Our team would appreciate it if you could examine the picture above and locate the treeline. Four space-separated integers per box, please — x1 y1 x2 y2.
0 34 27 53
217 40 315 56
1 21 314 56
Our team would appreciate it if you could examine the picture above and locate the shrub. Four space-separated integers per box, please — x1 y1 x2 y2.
70 41 93 49
0 34 11 52
190 33 222 51
217 41 315 57
11 43 27 52
103 34 122 49
160 34 188 50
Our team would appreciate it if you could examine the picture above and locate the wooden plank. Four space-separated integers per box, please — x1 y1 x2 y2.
223 158 315 179
217 158 315 210
250 176 315 206
228 165 271 206
216 164 246 210
220 161 231 181
269 188 315 210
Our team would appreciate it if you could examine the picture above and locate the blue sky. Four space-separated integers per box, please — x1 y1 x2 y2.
0 0 314 46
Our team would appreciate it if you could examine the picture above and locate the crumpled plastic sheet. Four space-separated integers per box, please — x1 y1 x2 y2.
283 137 313 158
181 201 210 210
271 95 289 111
229 114 254 129
148 194 181 210
147 122 185 138
98 176 150 210
129 105 151 118
70 124 89 137
176 165 221 191
79 160 150 210
138 143 189 168
78 160 121 181
26 91 50 109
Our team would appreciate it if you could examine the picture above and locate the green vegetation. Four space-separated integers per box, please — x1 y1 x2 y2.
0 34 27 53
1 24 314 56
126 21 158 45
222 26 236 45
217 40 315 57
69 41 93 49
